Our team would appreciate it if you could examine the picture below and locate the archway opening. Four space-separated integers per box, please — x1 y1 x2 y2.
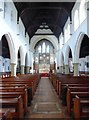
61 53 64 74
68 48 73 73
0 35 11 74
25 53 28 74
34 39 55 75
79 34 89 74
17 50 21 74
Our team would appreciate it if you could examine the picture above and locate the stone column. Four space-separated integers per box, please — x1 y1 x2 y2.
21 65 25 74
65 65 69 74
11 63 16 76
26 66 30 74
73 63 79 76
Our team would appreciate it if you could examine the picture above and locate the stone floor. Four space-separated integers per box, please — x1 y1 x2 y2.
25 77 71 119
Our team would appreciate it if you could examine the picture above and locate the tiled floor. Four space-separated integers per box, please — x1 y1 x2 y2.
25 77 71 119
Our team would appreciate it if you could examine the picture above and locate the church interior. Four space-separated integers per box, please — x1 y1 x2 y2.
0 0 89 119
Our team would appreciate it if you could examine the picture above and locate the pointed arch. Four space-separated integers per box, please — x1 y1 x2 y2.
65 45 73 65
74 32 85 63
30 35 58 51
0 32 17 64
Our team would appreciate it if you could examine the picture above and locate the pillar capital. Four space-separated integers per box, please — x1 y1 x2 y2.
10 63 16 65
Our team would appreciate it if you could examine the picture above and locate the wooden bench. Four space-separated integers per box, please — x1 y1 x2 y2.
1 74 41 107
59 82 89 98
0 96 24 119
74 95 89 119
0 108 12 120
50 73 89 96
67 88 89 114
0 86 32 106
0 91 28 114
60 83 89 101
1 83 33 106
1 74 40 97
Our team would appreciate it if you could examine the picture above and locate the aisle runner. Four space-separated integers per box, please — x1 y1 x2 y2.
32 77 62 114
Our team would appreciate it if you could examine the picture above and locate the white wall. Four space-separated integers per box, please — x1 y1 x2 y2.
0 0 30 73
58 0 88 67
64 17 71 43
0 2 4 18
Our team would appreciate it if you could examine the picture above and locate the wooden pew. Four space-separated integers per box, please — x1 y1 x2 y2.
74 95 89 119
0 96 24 119
0 86 25 92
59 82 89 98
60 85 89 105
0 86 32 106
0 108 12 120
51 73 89 96
66 88 89 114
59 83 89 100
0 83 33 106
1 74 41 107
0 91 28 114
1 74 40 97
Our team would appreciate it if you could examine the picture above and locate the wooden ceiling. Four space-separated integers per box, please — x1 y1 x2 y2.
14 2 75 40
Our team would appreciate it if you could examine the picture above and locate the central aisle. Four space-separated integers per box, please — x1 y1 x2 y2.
25 77 70 119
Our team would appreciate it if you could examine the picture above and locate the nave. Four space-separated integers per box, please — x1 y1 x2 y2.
25 77 69 119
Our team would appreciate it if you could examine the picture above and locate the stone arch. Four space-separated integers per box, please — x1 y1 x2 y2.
17 46 26 74
74 32 85 63
65 45 74 73
30 35 58 51
0 32 16 64
65 45 73 65
74 32 89 76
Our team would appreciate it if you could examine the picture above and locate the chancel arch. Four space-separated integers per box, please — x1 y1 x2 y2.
33 39 55 73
